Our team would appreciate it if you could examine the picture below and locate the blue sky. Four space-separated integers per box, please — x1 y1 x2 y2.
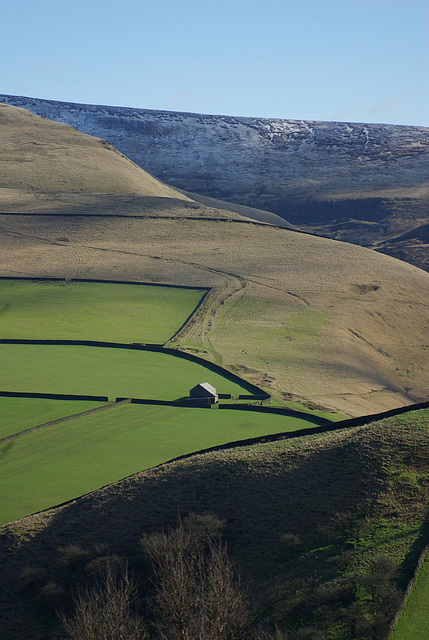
1 0 428 126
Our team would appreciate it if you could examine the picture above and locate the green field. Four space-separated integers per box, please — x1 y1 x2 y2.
0 396 105 440
0 279 205 343
391 557 429 640
0 402 324 524
0 279 339 527
0 343 254 400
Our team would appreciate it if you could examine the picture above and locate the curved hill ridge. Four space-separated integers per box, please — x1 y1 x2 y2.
0 103 189 200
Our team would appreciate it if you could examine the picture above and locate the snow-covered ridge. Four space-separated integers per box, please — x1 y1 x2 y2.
1 94 428 224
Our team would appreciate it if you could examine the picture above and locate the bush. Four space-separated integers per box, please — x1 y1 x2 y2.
16 565 47 591
37 581 65 609
280 533 302 550
57 544 90 567
85 553 124 578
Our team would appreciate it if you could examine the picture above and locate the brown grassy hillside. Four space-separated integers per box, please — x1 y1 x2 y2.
0 104 428 416
0 103 189 199
299 188 429 273
2 213 428 416
1 409 428 639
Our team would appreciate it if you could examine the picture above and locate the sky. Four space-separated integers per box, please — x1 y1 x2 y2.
1 0 428 127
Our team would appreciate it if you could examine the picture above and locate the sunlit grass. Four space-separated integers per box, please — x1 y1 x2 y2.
0 279 206 343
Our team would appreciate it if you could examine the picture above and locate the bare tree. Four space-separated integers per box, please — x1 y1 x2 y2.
60 558 147 640
141 513 251 640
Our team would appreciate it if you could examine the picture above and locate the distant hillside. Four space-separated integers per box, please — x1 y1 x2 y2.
1 408 428 639
178 189 297 229
373 222 429 273
1 94 428 268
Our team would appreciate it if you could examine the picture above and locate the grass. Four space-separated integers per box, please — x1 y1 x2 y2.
391 557 429 640
0 396 105 440
194 289 331 394
0 343 252 400
0 279 206 343
211 295 328 349
0 402 323 524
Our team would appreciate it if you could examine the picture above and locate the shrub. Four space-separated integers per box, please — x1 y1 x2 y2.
57 544 90 567
16 565 47 591
280 533 302 550
85 553 124 578
38 581 65 609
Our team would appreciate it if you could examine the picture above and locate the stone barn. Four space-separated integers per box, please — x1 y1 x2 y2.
189 382 219 405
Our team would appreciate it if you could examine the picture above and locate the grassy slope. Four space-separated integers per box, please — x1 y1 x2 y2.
392 557 429 640
0 408 428 639
0 103 190 199
0 279 205 343
0 402 327 525
178 188 297 228
1 214 428 416
0 396 105 440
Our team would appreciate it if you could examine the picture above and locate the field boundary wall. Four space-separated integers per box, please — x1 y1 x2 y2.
0 275 209 291
388 536 429 637
160 400 429 464
116 397 179 406
218 403 329 425
166 288 211 343
0 213 296 231
0 390 108 402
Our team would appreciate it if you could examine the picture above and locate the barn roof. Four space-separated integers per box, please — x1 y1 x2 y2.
191 382 217 396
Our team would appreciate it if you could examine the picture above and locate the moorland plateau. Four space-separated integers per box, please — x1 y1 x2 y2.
0 101 429 640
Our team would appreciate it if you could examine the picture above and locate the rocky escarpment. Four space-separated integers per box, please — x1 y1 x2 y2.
2 95 428 253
